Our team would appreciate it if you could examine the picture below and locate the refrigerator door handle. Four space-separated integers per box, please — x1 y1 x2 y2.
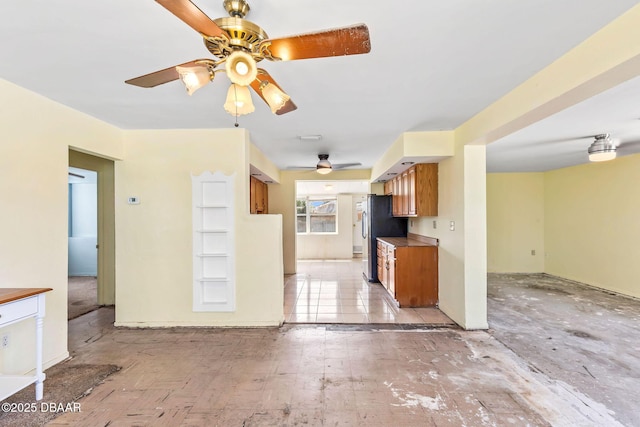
362 211 368 239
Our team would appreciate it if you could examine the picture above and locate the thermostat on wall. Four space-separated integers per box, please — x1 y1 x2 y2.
127 197 140 205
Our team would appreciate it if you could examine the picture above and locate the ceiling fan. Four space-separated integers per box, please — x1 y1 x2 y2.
125 0 371 118
586 133 640 161
288 154 362 175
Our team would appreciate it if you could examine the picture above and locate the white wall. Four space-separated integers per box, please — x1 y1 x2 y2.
296 194 354 259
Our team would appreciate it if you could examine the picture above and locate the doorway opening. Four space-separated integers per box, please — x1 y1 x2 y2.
68 167 98 319
285 181 453 326
294 180 368 261
68 149 115 321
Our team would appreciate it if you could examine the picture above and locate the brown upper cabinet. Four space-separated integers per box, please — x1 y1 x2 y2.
388 163 438 217
249 176 268 214
384 180 393 196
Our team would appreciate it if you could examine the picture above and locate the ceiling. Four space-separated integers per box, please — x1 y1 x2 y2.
296 180 369 197
2 1 639 173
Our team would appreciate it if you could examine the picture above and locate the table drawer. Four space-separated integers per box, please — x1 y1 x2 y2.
0 296 38 326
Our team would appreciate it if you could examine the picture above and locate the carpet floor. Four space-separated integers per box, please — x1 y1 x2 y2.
68 276 99 320
0 361 120 427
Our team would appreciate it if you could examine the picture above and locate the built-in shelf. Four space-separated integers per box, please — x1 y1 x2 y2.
191 172 235 312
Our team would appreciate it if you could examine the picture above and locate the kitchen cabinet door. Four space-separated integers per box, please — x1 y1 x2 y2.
249 176 269 214
392 176 401 216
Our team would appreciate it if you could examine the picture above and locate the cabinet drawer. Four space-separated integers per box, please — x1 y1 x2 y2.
0 296 38 327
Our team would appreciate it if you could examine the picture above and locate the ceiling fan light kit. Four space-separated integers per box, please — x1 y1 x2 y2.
126 0 371 120
316 155 333 174
224 84 255 116
176 65 214 95
588 134 617 162
259 81 290 114
225 50 258 86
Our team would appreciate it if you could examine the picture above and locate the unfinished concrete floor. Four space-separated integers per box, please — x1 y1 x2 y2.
488 273 640 427
45 269 639 426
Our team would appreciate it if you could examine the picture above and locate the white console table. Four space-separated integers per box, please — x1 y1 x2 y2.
0 288 52 401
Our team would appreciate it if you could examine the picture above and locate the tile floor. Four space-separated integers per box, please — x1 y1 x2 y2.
285 259 454 325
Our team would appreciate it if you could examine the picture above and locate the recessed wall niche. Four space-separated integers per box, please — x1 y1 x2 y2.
191 171 235 312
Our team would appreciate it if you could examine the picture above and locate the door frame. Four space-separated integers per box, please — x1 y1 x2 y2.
69 149 116 305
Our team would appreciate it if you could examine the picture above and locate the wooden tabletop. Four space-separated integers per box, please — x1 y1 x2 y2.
0 288 53 305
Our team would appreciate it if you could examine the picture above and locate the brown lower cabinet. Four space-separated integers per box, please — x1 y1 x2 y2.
377 235 438 307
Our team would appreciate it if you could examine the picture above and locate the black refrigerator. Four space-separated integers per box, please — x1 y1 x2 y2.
361 194 408 282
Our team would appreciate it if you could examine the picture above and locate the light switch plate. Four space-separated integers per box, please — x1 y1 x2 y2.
127 197 140 205
449 221 455 231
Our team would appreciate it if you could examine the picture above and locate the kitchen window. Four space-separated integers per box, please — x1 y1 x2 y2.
296 197 337 234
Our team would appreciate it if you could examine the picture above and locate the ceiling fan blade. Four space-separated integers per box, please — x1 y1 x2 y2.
125 60 208 88
156 0 226 38
261 23 371 61
617 140 640 156
286 166 316 170
249 69 298 115
332 163 362 170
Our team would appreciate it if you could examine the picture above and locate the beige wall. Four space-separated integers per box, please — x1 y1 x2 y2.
487 173 545 273
0 79 123 373
411 143 488 330
449 4 640 326
487 157 640 300
296 194 354 259
544 154 640 298
114 129 284 327
268 170 372 274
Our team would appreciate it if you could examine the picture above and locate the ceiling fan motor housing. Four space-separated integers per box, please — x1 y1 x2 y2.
317 154 332 171
588 134 616 154
206 17 268 58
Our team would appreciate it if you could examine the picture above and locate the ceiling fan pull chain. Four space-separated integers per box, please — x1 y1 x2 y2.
233 84 240 127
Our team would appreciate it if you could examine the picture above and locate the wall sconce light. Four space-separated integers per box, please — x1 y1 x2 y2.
224 84 255 116
176 65 214 95
588 134 617 162
225 51 258 86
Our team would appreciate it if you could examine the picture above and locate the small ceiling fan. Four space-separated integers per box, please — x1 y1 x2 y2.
125 0 371 117
585 133 640 161
288 154 362 175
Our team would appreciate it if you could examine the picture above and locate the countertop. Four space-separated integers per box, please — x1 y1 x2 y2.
377 234 438 247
